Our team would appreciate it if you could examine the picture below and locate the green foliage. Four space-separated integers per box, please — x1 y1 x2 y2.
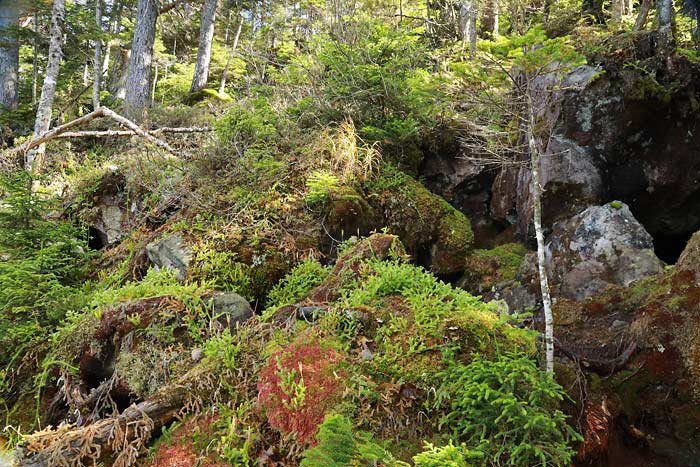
264 259 330 316
215 97 280 148
341 259 493 333
413 441 482 467
300 414 408 467
305 171 340 205
441 352 582 467
0 173 90 364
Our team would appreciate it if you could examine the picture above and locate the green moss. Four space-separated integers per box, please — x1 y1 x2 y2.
464 243 528 291
262 259 331 320
363 166 473 274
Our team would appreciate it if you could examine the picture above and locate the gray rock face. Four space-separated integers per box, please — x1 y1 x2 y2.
89 169 130 247
145 233 192 281
210 292 254 330
545 202 664 300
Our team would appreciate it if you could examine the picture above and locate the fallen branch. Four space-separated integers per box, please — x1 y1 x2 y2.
2 107 178 161
53 127 211 138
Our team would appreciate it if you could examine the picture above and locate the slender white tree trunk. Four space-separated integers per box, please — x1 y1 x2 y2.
526 90 555 374
0 0 21 114
32 11 38 107
219 14 242 95
124 0 159 121
190 0 218 92
28 0 66 173
468 0 477 56
94 0 103 109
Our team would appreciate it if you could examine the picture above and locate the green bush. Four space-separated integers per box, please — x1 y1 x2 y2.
441 352 582 467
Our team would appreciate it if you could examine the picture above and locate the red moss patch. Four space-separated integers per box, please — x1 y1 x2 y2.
257 332 346 446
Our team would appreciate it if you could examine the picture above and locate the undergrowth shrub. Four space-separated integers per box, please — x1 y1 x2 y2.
300 414 407 467
413 441 482 467
0 172 91 384
440 352 582 467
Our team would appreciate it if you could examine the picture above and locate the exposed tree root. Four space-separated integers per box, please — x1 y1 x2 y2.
16 383 187 467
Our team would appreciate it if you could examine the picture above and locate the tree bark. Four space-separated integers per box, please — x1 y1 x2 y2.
27 0 66 173
219 14 242 95
657 0 675 50
0 0 21 114
633 0 653 31
32 11 38 107
190 0 218 92
110 47 130 99
467 0 477 56
93 0 103 109
526 86 555 374
124 0 159 121
530 132 554 373
481 0 499 38
612 0 623 25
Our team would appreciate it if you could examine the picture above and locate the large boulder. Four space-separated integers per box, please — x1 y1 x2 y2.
544 202 664 300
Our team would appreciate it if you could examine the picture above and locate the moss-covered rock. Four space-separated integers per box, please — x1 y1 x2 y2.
363 166 474 275
461 242 528 293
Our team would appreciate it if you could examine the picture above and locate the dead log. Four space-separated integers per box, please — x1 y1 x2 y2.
54 127 211 138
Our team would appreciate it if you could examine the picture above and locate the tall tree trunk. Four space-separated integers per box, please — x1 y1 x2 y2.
0 0 21 114
633 0 653 30
219 14 242 95
110 47 130 99
657 0 675 50
694 3 700 49
94 0 103 109
468 0 477 57
103 0 123 74
482 0 499 37
32 11 38 107
190 0 218 92
28 0 66 173
124 0 159 121
612 0 623 25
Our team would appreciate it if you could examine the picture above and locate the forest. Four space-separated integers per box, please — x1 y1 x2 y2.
1 0 700 465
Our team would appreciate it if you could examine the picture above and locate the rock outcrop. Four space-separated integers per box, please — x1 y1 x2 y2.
554 228 700 467
488 35 700 263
